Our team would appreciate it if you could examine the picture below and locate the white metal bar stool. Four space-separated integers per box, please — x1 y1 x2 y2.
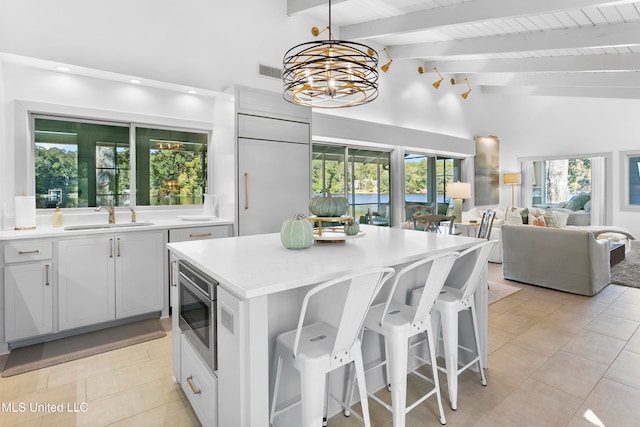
269 268 395 427
411 240 497 411
344 252 460 427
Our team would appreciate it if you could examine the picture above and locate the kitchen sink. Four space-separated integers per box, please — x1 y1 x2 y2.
63 222 155 231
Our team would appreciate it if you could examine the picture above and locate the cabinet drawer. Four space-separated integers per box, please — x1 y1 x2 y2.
4 241 53 263
238 114 309 144
181 335 217 427
169 225 230 243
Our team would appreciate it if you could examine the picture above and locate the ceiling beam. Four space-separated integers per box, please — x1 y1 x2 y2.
481 84 640 99
469 71 640 87
391 21 640 59
423 52 640 73
287 0 348 16
341 0 639 40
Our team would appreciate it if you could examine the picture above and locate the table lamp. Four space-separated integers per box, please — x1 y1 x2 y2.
446 182 471 223
503 173 521 207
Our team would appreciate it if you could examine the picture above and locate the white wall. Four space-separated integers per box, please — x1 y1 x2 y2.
0 0 315 94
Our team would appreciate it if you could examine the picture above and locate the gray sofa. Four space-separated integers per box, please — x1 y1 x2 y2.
501 224 611 296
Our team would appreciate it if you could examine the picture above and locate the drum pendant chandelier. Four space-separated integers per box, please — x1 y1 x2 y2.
282 0 379 108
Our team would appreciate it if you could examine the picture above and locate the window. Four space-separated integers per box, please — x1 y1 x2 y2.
312 144 390 225
403 153 462 217
621 151 640 210
33 116 208 209
532 158 591 206
135 128 208 206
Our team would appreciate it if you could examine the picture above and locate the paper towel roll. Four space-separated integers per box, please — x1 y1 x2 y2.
15 196 36 230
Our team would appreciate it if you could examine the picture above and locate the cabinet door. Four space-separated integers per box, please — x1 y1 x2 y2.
238 138 310 236
58 237 116 330
170 254 180 380
115 231 164 318
4 262 53 341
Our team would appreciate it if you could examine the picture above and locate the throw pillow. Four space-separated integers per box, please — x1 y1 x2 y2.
565 192 591 211
552 210 570 227
506 208 523 225
542 208 556 227
532 215 546 227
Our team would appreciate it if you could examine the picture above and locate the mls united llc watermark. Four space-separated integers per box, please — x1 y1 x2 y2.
1 401 88 413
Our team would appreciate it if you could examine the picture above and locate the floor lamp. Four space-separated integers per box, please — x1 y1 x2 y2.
446 182 471 223
503 173 521 208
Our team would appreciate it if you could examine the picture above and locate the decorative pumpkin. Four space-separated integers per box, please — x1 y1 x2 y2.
344 220 360 236
309 189 349 217
280 214 314 249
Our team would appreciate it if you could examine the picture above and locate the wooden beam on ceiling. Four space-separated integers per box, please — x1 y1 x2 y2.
481 84 640 99
390 21 640 59
470 71 640 87
423 52 640 73
340 0 639 40
287 0 348 16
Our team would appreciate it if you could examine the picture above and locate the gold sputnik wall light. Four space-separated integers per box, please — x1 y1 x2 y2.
418 66 444 89
450 77 472 99
282 0 380 108
378 48 393 73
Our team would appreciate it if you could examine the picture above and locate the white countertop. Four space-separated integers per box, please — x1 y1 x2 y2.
167 225 481 299
0 217 234 241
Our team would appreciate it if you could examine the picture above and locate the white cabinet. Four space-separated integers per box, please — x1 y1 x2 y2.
58 231 164 331
238 138 310 236
58 237 115 330
181 334 217 427
213 87 311 237
4 260 54 342
170 254 180 381
115 232 165 318
4 263 53 341
169 225 231 243
4 240 54 342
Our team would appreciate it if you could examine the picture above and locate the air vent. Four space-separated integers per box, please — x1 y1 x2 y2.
258 64 282 80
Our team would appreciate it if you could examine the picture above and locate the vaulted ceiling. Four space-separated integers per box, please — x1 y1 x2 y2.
288 0 640 99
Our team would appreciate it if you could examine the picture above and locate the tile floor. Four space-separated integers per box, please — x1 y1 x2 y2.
1 263 639 427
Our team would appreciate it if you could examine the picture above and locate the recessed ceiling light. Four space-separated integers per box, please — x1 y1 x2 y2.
56 66 70 72
187 90 198 95
129 79 141 84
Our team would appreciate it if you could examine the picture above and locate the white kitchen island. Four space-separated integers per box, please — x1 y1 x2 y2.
167 225 487 427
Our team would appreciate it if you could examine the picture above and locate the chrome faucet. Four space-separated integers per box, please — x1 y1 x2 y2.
95 201 116 224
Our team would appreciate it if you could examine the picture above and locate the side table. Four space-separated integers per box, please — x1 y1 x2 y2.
610 242 626 267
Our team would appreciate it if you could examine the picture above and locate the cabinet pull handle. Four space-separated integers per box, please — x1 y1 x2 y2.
244 172 249 210
170 260 177 287
117 237 121 257
189 233 212 238
45 264 50 286
109 238 114 258
186 375 202 395
18 250 40 255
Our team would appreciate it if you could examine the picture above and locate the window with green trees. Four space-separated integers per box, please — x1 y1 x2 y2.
33 116 207 209
532 158 591 206
404 153 462 217
312 144 390 224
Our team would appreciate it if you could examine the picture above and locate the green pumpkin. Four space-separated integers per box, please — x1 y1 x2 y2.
344 220 360 236
309 189 349 217
280 214 314 249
